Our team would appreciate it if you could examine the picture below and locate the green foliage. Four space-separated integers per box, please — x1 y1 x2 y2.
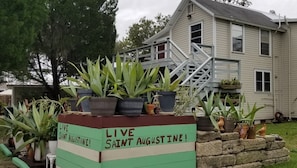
1 98 64 156
0 0 48 71
119 61 160 98
159 67 184 92
197 91 220 130
220 77 240 85
217 94 236 120
12 0 118 100
116 13 170 51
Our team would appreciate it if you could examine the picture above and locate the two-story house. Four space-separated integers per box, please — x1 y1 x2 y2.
120 0 297 121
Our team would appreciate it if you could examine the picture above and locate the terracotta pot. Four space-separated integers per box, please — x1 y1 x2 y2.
224 118 235 133
26 144 34 160
239 123 249 139
247 125 257 139
145 103 155 115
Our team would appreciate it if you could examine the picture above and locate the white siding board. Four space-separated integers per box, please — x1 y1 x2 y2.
172 3 213 54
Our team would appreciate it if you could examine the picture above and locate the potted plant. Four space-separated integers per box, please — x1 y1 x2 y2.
217 94 237 132
158 67 185 112
0 102 31 154
144 92 155 115
115 60 160 116
195 91 220 131
66 59 94 112
5 98 64 161
65 57 121 115
220 77 241 90
174 87 198 116
61 81 80 111
244 102 265 139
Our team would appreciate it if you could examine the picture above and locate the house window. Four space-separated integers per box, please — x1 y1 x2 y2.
232 24 244 52
255 70 271 92
191 23 202 44
156 43 166 59
260 29 270 56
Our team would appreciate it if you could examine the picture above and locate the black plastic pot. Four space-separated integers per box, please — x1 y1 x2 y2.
196 116 215 131
117 98 144 116
89 97 118 116
77 89 92 112
158 91 176 112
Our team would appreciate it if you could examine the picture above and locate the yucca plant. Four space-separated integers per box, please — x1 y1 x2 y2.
159 67 184 92
118 61 159 98
197 91 220 131
4 99 64 159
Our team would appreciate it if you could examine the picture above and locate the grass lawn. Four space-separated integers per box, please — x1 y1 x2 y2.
264 121 297 168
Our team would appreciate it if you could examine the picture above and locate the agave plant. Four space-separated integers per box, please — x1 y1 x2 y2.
4 98 64 158
119 61 159 98
159 67 184 92
197 91 220 130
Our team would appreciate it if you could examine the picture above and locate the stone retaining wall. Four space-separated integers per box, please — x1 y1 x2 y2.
196 131 290 168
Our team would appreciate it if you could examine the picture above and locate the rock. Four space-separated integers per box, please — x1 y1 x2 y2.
241 138 266 151
197 154 235 168
236 151 266 164
197 131 221 143
221 132 239 141
222 140 244 154
196 140 222 157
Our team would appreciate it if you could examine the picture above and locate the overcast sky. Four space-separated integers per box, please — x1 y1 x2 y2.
116 0 297 40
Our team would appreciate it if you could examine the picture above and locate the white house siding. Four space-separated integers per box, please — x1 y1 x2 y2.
288 23 297 118
171 1 213 55
272 32 288 118
275 26 290 118
215 20 274 119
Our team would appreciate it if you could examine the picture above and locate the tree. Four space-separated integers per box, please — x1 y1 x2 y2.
116 14 170 52
0 0 48 72
19 0 118 100
214 0 252 7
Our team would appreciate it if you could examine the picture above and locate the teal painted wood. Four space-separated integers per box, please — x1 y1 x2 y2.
102 124 196 150
12 157 30 168
0 144 12 156
102 151 196 168
58 122 103 151
57 148 101 168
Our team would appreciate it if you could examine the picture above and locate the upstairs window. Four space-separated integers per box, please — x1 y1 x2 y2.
255 70 271 92
191 23 202 44
260 29 271 56
232 24 244 52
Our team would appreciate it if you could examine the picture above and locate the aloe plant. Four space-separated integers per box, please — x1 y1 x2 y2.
217 94 236 120
197 91 219 130
159 67 184 92
1 99 63 157
243 102 265 126
119 61 159 98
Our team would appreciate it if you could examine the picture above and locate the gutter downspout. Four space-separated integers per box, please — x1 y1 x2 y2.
212 15 216 84
273 15 282 119
286 17 292 121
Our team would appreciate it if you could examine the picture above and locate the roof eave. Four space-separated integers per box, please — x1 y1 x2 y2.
215 15 286 32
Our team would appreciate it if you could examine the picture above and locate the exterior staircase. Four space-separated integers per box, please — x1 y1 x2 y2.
119 39 241 98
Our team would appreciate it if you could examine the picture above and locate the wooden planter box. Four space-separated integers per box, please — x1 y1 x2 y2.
56 113 196 168
220 84 241 90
